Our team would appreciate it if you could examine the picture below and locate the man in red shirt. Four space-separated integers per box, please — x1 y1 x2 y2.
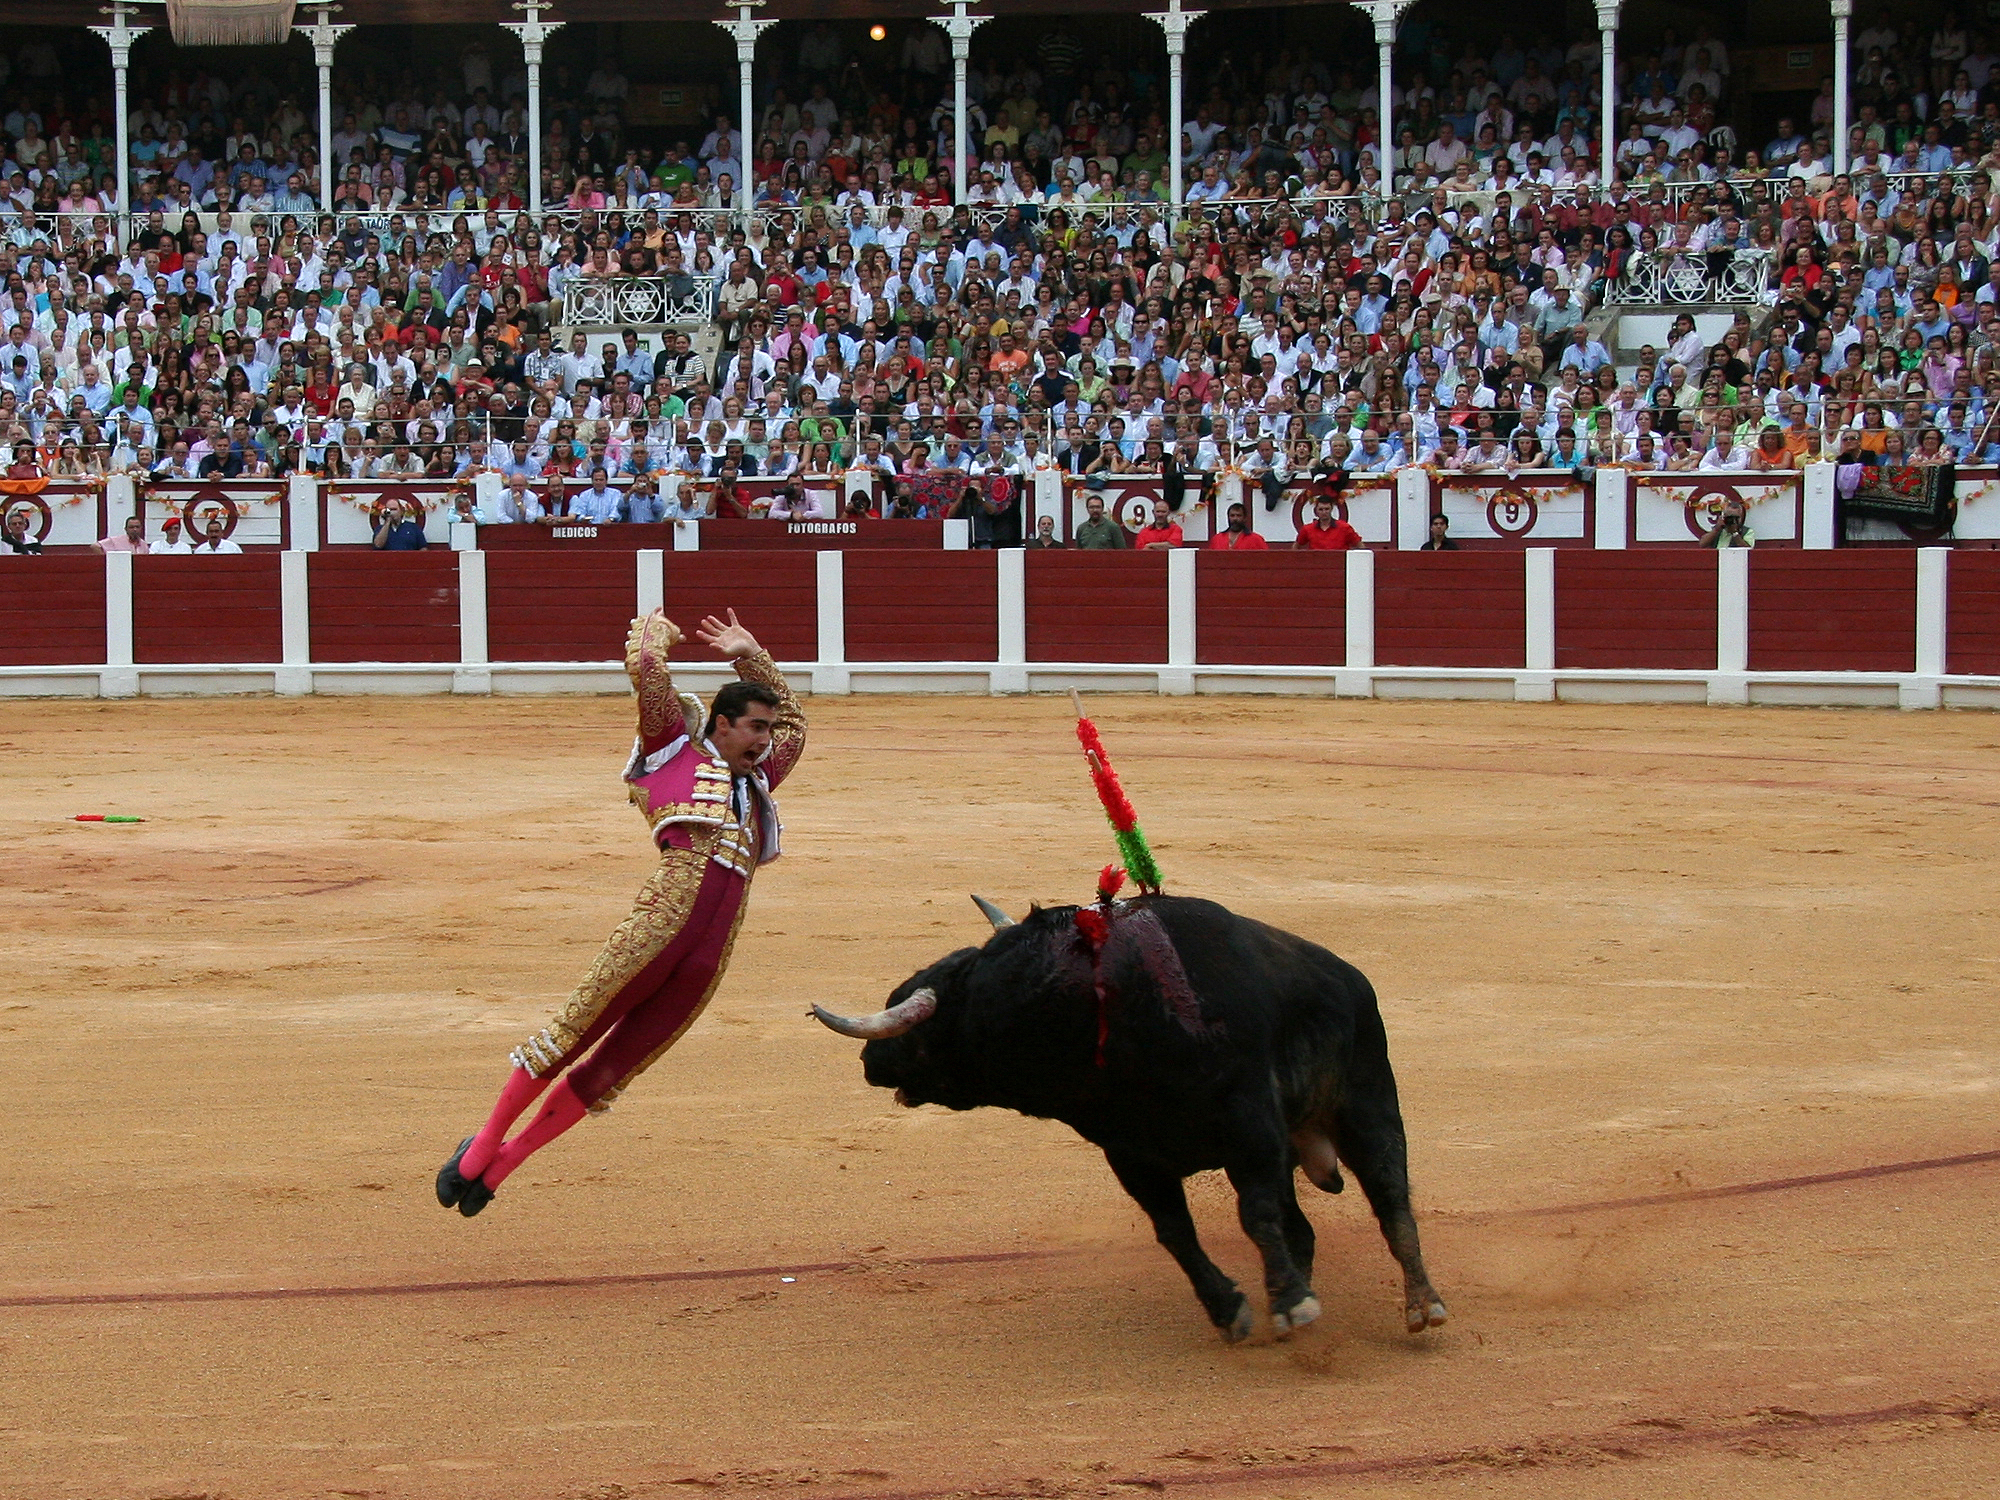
1296 494 1363 550
1133 496 1183 550
1206 500 1269 550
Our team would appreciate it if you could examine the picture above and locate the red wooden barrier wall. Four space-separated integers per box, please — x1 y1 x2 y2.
308 553 459 663
1374 553 1526 668
662 552 819 661
1196 552 1345 665
1025 551 1170 662
133 554 282 664
485 551 634 661
844 552 997 661
1946 552 2000 676
1748 553 1916 673
1555 552 1718 670
0 557 104 666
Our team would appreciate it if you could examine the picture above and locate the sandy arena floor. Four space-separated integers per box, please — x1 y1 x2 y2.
0 691 1995 1500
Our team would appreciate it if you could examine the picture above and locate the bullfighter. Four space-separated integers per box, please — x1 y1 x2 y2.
436 607 805 1216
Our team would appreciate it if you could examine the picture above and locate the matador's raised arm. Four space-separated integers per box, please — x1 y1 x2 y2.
731 643 806 790
626 610 690 760
624 609 806 785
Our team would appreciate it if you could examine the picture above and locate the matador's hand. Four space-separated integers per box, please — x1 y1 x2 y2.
634 608 682 649
695 609 761 660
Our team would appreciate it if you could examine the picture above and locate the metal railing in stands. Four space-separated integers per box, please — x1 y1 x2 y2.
4 164 1982 268
1604 249 1774 306
559 275 720 326
7 161 1981 247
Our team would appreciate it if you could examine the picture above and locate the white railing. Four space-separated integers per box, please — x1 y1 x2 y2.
1607 249 1772 305
27 161 1979 253
560 274 719 326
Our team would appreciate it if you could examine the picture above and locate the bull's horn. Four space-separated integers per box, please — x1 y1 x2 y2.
971 894 1016 930
811 986 937 1040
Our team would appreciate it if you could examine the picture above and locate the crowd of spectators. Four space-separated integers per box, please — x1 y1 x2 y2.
1 10 1999 536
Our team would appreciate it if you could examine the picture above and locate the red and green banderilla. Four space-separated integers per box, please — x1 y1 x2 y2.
1070 690 1164 896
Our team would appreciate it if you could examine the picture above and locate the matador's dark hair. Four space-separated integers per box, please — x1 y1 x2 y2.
704 680 780 738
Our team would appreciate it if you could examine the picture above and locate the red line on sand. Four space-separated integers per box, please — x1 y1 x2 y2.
804 1394 1999 1500
1483 1147 2000 1220
3 1148 1994 1313
0 1247 1075 1311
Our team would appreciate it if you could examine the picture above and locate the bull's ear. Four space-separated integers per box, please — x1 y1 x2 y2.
971 894 1016 930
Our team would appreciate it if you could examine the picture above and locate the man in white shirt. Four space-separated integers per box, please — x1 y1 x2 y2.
491 474 550 525
150 515 193 553
189 515 244 553
1698 429 1750 471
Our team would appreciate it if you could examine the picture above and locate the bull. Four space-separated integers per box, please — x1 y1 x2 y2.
812 893 1448 1343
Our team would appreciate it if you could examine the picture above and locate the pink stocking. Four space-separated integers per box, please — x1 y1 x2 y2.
460 1067 553 1180
481 1077 589 1187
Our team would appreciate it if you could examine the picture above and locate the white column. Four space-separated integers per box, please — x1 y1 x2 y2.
1144 1 1205 209
89 3 150 238
1341 547 1375 695
814 549 848 693
455 549 490 694
104 473 137 537
1593 465 1629 547
1910 546 1947 708
812 552 844 664
1711 545 1750 704
278 550 311 695
286 473 320 550
296 6 354 210
636 547 665 614
716 1 778 226
1831 0 1853 177
104 549 135 671
1596 0 1620 190
1802 461 1837 548
1522 547 1556 701
994 546 1026 693
1369 1 1401 189
933 4 991 205
1164 546 1196 694
1394 464 1429 548
505 2 566 217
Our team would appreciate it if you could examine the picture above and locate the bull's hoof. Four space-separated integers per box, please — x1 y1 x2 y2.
1271 1294 1321 1339
1405 1292 1448 1332
1217 1296 1255 1344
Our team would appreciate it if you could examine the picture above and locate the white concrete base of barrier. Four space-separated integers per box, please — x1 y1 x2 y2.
2 660 1998 711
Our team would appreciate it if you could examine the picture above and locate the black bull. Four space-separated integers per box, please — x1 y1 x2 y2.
813 895 1448 1343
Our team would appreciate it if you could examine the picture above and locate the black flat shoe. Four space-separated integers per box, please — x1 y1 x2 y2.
457 1177 495 1217
436 1136 475 1208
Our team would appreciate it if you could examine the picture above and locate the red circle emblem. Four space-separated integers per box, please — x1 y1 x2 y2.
180 489 242 540
1680 479 1745 540
1115 480 1165 532
2 494 53 542
1290 483 1350 531
1485 482 1539 539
